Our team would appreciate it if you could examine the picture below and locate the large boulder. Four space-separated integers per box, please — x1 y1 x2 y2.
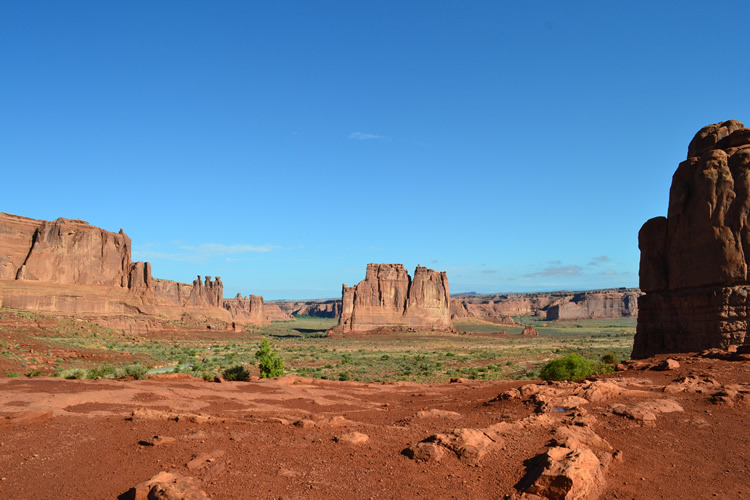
634 120 750 357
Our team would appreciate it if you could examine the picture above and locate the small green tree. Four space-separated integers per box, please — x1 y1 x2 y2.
255 339 285 378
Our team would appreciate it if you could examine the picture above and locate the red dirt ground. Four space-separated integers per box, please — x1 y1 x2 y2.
0 354 748 499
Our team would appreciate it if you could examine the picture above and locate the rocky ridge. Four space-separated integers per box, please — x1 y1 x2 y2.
0 212 266 329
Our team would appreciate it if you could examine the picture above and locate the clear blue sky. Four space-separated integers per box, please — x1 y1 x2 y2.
3 1 749 299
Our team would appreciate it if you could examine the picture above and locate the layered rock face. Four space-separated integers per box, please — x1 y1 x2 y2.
450 289 640 321
634 120 750 357
223 293 268 325
0 213 136 286
331 264 451 333
0 212 265 327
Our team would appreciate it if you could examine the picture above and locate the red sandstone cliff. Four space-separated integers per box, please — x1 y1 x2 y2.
0 212 266 327
634 120 750 357
331 264 452 333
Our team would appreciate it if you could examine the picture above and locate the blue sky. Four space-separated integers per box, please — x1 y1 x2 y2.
3 1 750 299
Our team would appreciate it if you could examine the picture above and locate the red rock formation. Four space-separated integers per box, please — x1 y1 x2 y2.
0 213 134 286
223 293 268 325
521 325 539 337
635 120 750 357
0 212 266 327
331 264 451 333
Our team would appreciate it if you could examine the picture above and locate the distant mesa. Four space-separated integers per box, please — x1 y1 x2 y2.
635 120 750 357
0 212 268 330
329 263 452 334
450 290 639 321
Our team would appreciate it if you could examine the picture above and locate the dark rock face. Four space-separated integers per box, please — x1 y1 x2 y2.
634 120 750 357
331 264 452 333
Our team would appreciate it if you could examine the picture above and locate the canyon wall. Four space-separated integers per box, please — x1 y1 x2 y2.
450 289 640 321
634 120 750 357
270 288 640 322
272 299 342 318
0 212 265 327
331 264 451 333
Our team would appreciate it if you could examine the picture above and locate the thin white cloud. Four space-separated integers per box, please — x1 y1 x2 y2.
602 269 618 275
133 241 278 263
179 243 277 255
587 255 611 266
349 131 385 140
524 265 584 278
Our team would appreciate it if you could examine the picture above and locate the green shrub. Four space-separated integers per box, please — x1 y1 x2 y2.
58 368 88 380
25 369 43 377
222 365 250 381
539 354 593 381
255 339 284 378
124 363 149 380
601 352 619 365
338 371 351 381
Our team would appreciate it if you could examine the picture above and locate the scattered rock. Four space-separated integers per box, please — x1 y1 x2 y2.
610 399 683 426
403 442 446 463
412 428 497 465
664 376 722 394
414 409 462 419
653 359 680 371
122 471 209 500
139 436 176 447
186 450 225 472
518 446 606 499
334 432 369 445
0 410 53 427
293 419 316 429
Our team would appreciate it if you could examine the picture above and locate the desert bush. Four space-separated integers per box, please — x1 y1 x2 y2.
540 353 616 381
601 352 619 365
338 371 351 381
539 354 593 381
255 339 284 378
222 365 250 381
58 368 88 380
124 363 149 380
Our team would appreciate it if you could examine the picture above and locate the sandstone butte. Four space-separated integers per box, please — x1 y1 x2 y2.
635 120 750 357
0 212 268 330
330 263 452 334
